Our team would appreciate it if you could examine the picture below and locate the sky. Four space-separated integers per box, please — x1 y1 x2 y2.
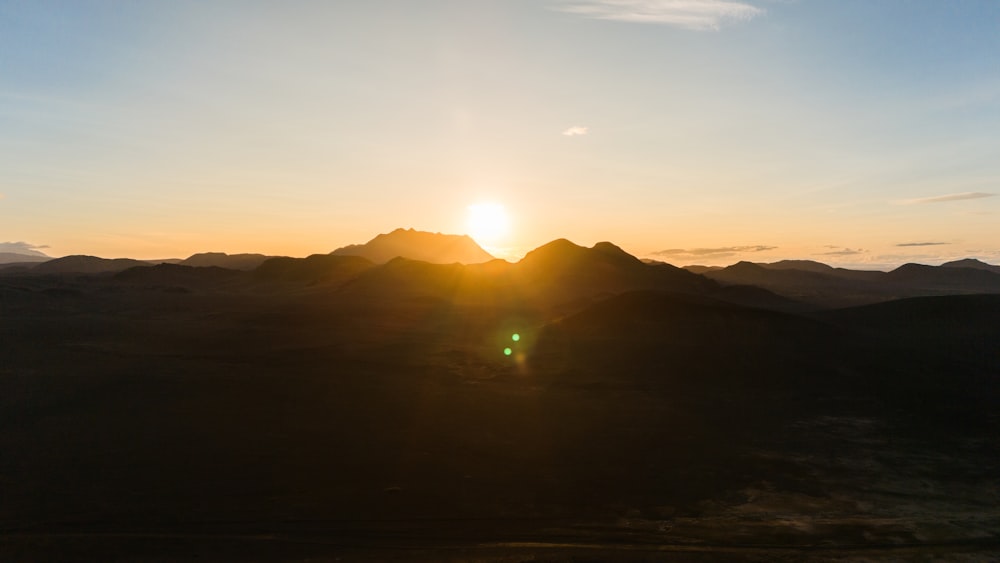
1 0 998 268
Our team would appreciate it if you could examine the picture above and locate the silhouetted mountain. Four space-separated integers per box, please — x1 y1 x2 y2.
331 240 799 314
331 228 494 264
941 258 1000 274
181 252 274 271
254 254 375 284
886 263 1000 292
515 239 715 303
705 261 866 304
758 259 837 274
756 260 884 281
0 252 50 265
33 255 150 274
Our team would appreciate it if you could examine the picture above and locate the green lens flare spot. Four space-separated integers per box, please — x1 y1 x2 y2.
511 333 520 342
503 347 513 356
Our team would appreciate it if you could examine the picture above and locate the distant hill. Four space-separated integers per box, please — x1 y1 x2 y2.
758 259 837 274
701 259 1000 308
886 262 1000 291
702 261 874 308
331 228 494 264
180 252 274 271
33 255 151 274
757 260 883 282
705 261 868 301
0 252 50 265
941 258 1000 274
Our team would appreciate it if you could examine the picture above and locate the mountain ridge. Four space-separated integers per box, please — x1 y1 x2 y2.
181 252 275 271
32 255 152 274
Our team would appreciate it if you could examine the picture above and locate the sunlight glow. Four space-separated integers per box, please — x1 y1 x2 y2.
466 202 510 245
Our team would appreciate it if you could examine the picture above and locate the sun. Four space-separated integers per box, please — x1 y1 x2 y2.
466 202 510 245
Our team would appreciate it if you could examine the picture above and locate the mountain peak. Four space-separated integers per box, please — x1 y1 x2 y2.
516 238 712 295
592 241 629 255
941 258 1000 273
519 239 619 269
728 261 766 272
331 229 494 264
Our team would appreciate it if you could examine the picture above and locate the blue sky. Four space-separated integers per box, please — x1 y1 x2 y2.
1 0 998 267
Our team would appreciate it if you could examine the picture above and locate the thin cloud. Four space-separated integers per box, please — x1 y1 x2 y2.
652 245 776 259
554 0 764 31
0 241 50 257
819 248 865 256
896 242 949 247
898 192 995 205
562 126 589 136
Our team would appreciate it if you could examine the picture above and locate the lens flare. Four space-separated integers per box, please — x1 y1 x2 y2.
511 333 520 342
503 347 513 356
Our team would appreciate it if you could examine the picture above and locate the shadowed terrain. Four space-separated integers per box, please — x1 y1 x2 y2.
1 240 998 561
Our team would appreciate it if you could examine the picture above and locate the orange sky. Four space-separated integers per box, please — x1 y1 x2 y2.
2 2 998 269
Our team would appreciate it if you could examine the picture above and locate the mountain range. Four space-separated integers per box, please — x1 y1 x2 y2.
4 229 999 311
694 258 1000 308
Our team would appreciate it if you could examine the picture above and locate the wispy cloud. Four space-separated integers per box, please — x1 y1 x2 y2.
897 192 995 205
0 241 50 257
652 245 776 260
562 125 589 136
554 0 764 31
819 248 865 256
896 242 949 247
